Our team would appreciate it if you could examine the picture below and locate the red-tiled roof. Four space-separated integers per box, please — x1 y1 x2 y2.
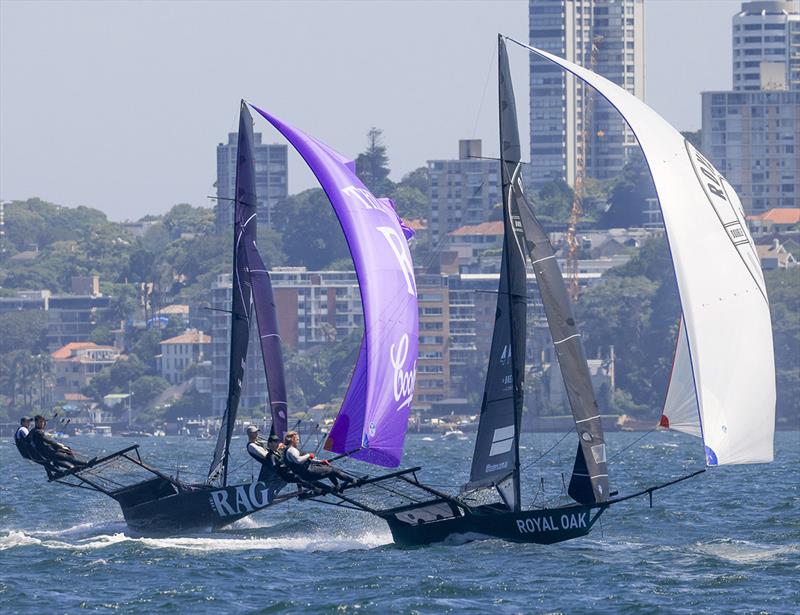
63 392 92 401
748 208 800 225
449 221 504 236
51 342 114 359
406 219 427 231
160 330 211 345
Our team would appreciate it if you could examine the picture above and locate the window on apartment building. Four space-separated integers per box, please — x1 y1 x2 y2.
743 24 761 31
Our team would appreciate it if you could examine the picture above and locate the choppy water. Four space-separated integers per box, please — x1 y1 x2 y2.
1 431 798 614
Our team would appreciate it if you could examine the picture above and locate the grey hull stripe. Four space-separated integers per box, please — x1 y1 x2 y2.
575 416 600 424
554 333 581 345
531 254 556 265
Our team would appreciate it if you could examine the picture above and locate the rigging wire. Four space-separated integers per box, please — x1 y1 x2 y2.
607 426 659 463
519 429 573 474
471 46 497 140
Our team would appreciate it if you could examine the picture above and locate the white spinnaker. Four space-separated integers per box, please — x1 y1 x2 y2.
520 41 775 465
661 318 701 438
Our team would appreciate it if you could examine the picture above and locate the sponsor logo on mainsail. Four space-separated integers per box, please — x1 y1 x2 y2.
500 344 511 365
489 425 515 457
209 482 275 518
391 333 416 410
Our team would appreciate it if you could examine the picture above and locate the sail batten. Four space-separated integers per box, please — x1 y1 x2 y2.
251 105 418 468
515 40 775 466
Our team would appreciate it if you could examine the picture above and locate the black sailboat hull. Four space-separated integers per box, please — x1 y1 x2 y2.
115 479 287 534
381 502 603 547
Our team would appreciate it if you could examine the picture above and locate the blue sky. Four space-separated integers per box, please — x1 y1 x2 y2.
0 0 742 220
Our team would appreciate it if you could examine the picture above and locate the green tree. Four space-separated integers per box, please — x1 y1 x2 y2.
390 167 429 220
0 311 47 354
131 375 170 409
162 203 214 239
577 275 658 408
355 127 393 197
533 180 574 223
272 188 349 269
765 269 800 427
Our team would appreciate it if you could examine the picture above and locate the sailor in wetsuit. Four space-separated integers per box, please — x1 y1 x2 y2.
14 417 33 459
245 426 286 485
27 415 89 472
283 431 355 491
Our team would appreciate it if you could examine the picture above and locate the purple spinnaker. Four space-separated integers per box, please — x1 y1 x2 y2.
250 104 419 468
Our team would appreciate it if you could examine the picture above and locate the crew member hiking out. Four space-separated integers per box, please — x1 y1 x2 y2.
14 417 33 459
245 426 287 487
27 415 91 473
283 431 356 491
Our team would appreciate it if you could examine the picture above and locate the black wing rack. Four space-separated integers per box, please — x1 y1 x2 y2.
48 445 181 498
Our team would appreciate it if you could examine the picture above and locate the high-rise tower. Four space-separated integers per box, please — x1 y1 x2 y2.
528 0 645 187
732 1 799 91
215 133 288 234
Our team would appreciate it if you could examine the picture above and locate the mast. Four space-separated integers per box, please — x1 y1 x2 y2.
501 36 609 504
464 36 528 511
208 100 257 487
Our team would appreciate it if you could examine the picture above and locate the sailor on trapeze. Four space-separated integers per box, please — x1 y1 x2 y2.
245 426 295 486
283 431 356 491
25 415 91 473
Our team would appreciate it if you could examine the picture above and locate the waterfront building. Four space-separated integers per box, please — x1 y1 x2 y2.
732 0 800 91
415 273 450 406
702 1 799 213
51 342 121 400
214 132 288 233
427 139 501 244
159 329 211 385
747 206 800 233
209 274 269 416
528 0 645 187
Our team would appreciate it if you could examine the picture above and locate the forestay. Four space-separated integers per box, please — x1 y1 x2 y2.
251 105 418 468
519 42 775 465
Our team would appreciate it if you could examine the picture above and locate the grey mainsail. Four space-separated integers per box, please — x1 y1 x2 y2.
245 239 289 440
208 101 258 486
465 37 529 511
503 43 609 505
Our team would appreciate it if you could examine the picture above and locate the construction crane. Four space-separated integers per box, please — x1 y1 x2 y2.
566 34 603 303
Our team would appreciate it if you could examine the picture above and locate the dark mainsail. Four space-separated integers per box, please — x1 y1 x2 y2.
501 39 609 504
208 101 259 486
245 240 289 440
465 37 529 511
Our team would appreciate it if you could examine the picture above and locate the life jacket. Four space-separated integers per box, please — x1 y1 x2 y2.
14 428 32 460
